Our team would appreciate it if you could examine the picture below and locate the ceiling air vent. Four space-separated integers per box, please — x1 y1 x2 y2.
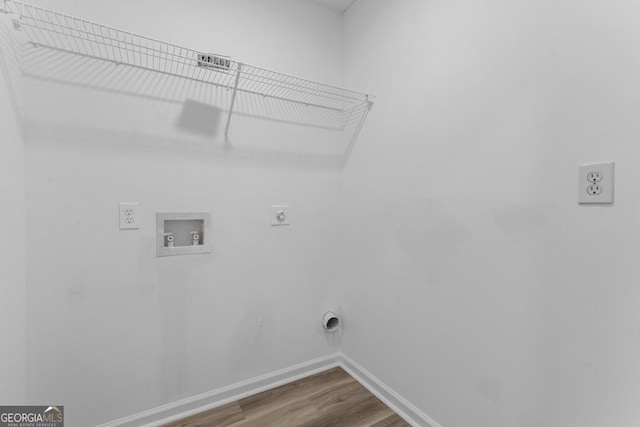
197 53 231 71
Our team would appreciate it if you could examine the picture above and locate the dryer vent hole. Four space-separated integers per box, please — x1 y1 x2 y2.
326 317 339 330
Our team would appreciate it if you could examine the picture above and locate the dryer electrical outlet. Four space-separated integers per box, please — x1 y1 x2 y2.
578 162 614 204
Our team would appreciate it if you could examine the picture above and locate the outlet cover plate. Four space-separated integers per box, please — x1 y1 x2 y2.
578 162 614 204
119 202 139 229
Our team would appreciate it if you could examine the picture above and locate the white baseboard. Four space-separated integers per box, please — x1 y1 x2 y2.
98 353 341 427
99 352 440 427
337 353 441 427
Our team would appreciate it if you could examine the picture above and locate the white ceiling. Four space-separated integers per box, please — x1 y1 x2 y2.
311 0 357 13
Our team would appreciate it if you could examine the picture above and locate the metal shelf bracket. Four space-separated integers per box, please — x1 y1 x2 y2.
225 62 243 139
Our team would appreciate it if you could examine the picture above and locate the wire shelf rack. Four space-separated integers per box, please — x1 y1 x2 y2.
1 0 371 136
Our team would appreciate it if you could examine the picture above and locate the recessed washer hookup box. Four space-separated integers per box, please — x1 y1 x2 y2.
156 212 212 257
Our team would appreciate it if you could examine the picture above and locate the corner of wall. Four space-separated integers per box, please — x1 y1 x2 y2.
0 12 27 405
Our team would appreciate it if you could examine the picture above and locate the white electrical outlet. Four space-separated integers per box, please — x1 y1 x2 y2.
578 162 614 204
270 205 290 226
119 202 140 229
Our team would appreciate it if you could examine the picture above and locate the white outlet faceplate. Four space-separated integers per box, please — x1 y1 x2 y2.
578 162 614 204
271 205 290 226
119 202 139 229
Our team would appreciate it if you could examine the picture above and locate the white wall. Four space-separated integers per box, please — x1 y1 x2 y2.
20 1 346 425
342 1 640 426
14 1 640 425
0 13 26 404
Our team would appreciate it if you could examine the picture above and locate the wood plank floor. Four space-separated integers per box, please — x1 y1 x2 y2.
163 367 410 427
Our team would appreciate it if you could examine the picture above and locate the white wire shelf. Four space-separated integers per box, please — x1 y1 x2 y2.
1 0 371 137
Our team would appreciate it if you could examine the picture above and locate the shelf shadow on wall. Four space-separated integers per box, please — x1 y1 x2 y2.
16 42 372 170
176 100 223 137
22 119 364 172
